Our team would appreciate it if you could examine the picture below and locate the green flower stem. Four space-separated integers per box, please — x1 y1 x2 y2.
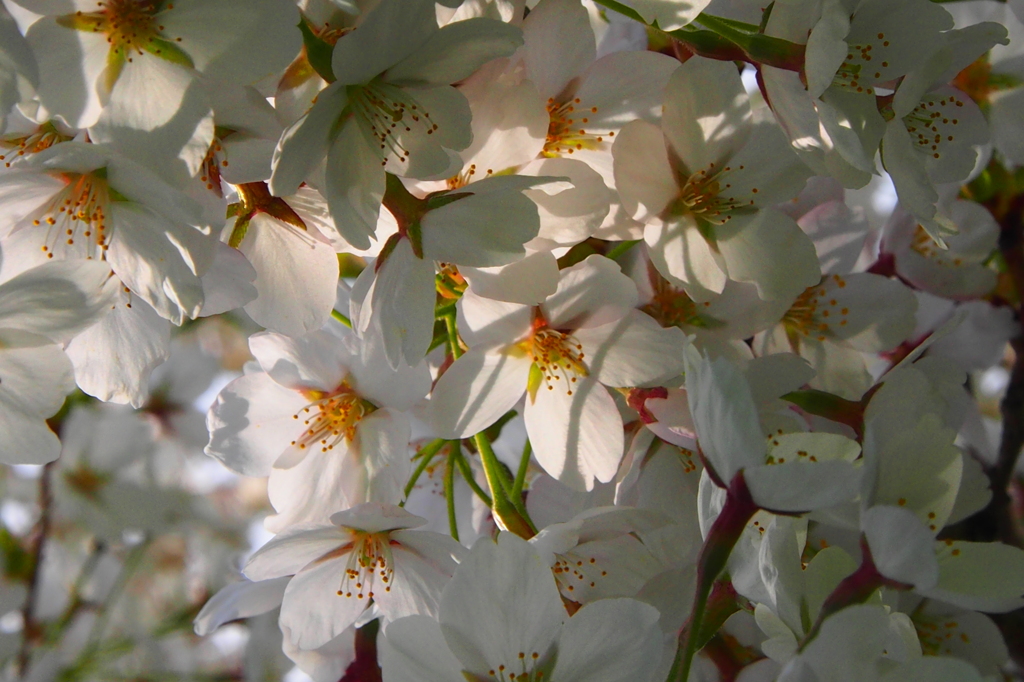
452 447 493 507
797 537 907 651
444 311 463 360
474 432 536 539
590 0 805 72
673 472 759 682
401 439 447 504
511 439 532 499
604 239 640 262
331 309 352 328
445 450 460 542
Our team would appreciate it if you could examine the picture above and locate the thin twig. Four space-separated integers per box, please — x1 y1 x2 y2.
15 461 56 676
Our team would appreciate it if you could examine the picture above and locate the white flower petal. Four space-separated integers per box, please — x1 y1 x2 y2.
430 347 531 439
525 377 623 491
550 598 663 682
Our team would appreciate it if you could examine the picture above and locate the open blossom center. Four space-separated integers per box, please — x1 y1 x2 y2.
642 269 714 329
63 0 165 55
521 324 587 396
334 531 394 600
909 225 963 266
31 172 111 260
477 652 546 682
350 83 438 167
782 275 849 344
0 124 72 167
544 97 613 156
667 162 755 225
290 387 371 453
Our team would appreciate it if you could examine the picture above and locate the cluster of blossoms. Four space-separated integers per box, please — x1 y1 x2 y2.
3 0 1024 679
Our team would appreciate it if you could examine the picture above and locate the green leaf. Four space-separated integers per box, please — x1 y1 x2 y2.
142 36 195 69
298 19 336 83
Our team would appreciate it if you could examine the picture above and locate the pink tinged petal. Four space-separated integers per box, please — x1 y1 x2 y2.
551 598 663 682
623 0 713 31
26 18 109 128
159 0 300 83
862 505 940 590
461 251 560 307
576 310 685 387
239 213 339 337
249 330 350 393
280 557 369 650
381 616 464 682
244 524 349 580
385 18 523 86
193 577 289 636
266 442 358 533
0 259 119 343
383 85 472 178
574 50 679 131
882 121 938 223
281 626 356 682
0 172 65 237
720 121 812 206
429 347 531 439
613 120 676 222
421 177 543 268
331 0 438 85
204 372 310 477
458 289 533 349
646 389 697 449
744 353 815 405
663 57 751 172
864 413 961 532
820 273 918 351
798 198 871 277
522 0 596 101
349 408 412 506
440 534 564 677
269 81 348 198
368 239 436 368
716 209 821 302
805 0 850 98
542 255 638 330
525 377 623 491
346 338 431 411
377 530 464 621
65 294 170 408
105 204 205 325
920 541 1024 613
524 157 612 246
879 658 985 682
644 215 727 301
89 53 214 185
459 73 548 172
743 461 861 513
323 119 384 251
683 348 765 482
0 345 73 465
198 242 257 316
330 502 427 533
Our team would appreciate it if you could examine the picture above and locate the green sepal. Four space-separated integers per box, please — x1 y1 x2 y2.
142 37 195 69
298 19 336 83
483 409 519 443
228 215 251 249
526 362 544 402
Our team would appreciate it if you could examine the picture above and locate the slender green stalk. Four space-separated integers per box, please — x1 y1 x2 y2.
331 309 352 328
444 311 463 360
473 432 536 538
401 439 447 504
605 239 640 262
453 448 493 507
445 451 460 542
511 440 532 499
